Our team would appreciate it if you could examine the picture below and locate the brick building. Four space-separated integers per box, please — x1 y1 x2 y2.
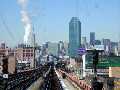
16 46 34 69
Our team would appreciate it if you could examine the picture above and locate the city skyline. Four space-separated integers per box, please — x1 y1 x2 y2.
0 0 120 46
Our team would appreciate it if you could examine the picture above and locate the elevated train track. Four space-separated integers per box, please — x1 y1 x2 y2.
0 64 50 90
40 64 63 90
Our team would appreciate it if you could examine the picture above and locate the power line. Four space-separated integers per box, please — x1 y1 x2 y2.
0 13 15 40
75 0 79 17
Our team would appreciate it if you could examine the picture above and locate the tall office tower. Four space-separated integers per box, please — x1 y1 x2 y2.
47 42 58 56
118 33 120 56
81 37 87 48
90 32 95 45
111 42 118 55
81 37 87 45
95 40 101 45
64 42 69 55
0 42 6 49
69 17 81 58
118 42 120 56
114 46 118 56
58 41 66 56
102 39 111 55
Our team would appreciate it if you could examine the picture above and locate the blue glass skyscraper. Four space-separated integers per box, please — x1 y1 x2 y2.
69 17 81 58
90 32 95 45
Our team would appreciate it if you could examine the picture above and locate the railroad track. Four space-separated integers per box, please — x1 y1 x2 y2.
40 66 63 90
0 64 50 90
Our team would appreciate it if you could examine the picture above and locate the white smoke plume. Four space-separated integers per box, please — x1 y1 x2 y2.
18 0 33 45
18 0 28 9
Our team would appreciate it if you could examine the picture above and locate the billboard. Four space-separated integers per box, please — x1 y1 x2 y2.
94 45 104 50
78 48 86 55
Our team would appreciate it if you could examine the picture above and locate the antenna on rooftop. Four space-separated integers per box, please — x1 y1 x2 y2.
75 0 79 17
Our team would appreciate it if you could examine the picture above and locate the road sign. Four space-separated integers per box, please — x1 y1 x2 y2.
3 74 8 78
78 48 86 55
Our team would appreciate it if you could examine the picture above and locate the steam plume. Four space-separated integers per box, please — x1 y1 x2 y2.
18 0 33 44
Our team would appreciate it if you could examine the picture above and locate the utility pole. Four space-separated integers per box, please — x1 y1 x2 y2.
92 49 103 90
33 26 36 68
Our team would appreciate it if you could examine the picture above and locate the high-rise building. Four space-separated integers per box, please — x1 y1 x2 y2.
114 46 118 56
69 17 81 58
110 42 118 55
102 39 111 55
118 42 120 56
0 42 6 49
64 41 69 55
81 37 87 48
90 32 95 45
81 37 87 45
95 40 101 45
58 41 66 56
47 42 58 56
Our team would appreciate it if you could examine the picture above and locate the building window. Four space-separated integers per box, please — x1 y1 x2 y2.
23 49 25 52
31 50 33 52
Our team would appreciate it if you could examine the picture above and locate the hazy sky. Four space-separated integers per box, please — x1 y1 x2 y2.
0 0 120 46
